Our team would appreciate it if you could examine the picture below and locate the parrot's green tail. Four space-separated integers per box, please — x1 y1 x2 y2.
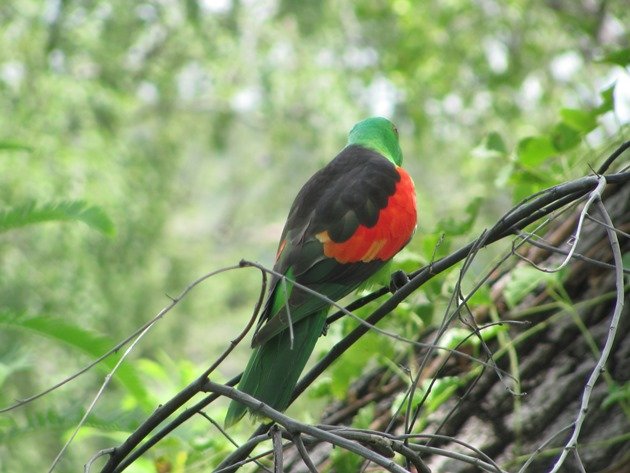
224 310 327 428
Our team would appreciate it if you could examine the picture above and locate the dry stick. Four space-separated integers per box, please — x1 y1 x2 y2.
213 435 277 473
394 443 431 473
214 424 273 473
199 412 273 473
99 264 268 473
0 264 242 414
517 424 575 473
549 176 626 473
585 213 630 239
85 449 116 473
328 428 504 473
402 442 505 473
281 277 295 349
270 425 284 473
521 176 608 274
204 381 410 473
292 433 318 473
218 171 630 471
396 432 504 473
515 230 630 274
112 378 240 473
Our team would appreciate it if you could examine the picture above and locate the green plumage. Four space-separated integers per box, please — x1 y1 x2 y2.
224 117 415 427
224 309 327 427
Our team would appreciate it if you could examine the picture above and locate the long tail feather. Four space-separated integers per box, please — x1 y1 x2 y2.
224 310 327 427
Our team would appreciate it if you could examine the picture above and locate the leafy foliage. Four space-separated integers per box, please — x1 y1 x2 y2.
0 201 115 236
0 0 628 471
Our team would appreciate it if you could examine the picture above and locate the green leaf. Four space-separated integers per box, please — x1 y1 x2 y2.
503 266 560 308
0 408 80 443
597 48 630 67
420 232 451 262
328 331 393 399
0 351 30 390
330 447 364 473
509 164 557 203
516 136 556 166
438 197 482 236
392 377 462 425
551 122 581 151
486 131 508 154
0 200 116 237
439 328 475 350
560 108 598 133
603 381 630 409
596 83 616 115
0 140 33 152
0 312 151 409
472 131 508 159
468 284 492 307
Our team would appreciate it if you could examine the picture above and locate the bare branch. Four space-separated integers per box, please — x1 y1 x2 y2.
549 176 626 473
292 433 318 473
515 230 630 274
203 380 410 473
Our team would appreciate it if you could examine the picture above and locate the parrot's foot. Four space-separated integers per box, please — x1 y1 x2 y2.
389 270 409 293
321 323 329 336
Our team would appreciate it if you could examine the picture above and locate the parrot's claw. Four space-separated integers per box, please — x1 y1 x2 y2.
389 270 409 293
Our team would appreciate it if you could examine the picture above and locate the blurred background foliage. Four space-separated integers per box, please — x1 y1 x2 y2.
0 0 628 471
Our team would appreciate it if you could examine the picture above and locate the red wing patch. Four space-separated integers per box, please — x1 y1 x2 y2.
276 239 287 261
316 168 417 263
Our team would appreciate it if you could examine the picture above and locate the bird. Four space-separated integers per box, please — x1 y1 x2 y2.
224 116 417 427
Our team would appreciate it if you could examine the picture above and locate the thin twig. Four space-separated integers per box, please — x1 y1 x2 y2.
204 381 410 473
84 449 116 473
515 230 630 274
292 433 318 473
327 427 506 473
213 435 275 473
270 425 284 473
596 140 630 174
52 319 156 472
585 213 630 239
549 176 626 473
517 424 574 473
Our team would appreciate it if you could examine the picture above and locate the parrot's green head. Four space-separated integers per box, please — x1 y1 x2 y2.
347 116 403 166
